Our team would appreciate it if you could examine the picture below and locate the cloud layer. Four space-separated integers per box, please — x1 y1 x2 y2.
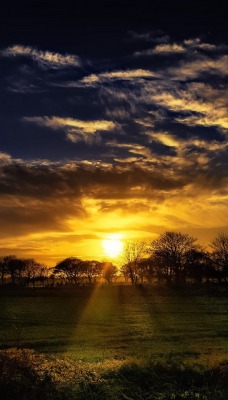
0 32 227 262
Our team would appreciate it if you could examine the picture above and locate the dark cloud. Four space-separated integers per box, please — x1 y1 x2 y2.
0 196 85 237
0 151 227 203
0 161 185 198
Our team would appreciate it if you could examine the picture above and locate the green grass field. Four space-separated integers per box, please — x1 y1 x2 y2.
0 285 228 399
1 285 228 364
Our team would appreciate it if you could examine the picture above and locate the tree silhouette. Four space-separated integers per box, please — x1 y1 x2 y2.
0 257 7 285
185 249 208 284
22 259 48 287
54 257 84 285
82 260 102 284
150 232 200 285
102 262 118 284
3 255 18 285
210 233 228 282
145 253 173 284
121 241 147 284
21 258 39 286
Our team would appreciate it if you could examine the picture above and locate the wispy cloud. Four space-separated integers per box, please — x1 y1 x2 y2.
183 38 216 50
147 132 180 148
150 83 228 130
148 131 227 153
135 43 186 56
78 69 158 86
1 45 81 68
128 32 223 54
168 55 228 80
128 30 169 43
107 141 152 159
153 43 186 53
23 116 116 143
134 37 226 57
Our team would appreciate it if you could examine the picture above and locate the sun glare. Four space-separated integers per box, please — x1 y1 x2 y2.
102 234 124 258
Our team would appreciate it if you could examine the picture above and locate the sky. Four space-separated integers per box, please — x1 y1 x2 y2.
0 1 227 265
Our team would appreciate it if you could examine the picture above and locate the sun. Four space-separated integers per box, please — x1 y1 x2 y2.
102 234 124 258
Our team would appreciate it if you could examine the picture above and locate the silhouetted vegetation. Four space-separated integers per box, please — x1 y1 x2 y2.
0 232 227 288
0 256 48 287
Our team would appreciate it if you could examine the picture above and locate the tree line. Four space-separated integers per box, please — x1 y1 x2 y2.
121 232 228 285
0 232 227 287
0 256 117 287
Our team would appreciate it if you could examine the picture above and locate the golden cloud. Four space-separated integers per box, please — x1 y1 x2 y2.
80 69 158 84
23 116 116 142
1 45 81 68
168 55 228 79
151 84 228 130
148 132 180 148
152 43 186 53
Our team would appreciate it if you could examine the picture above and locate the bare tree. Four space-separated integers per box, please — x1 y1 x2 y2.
210 233 228 282
150 232 200 285
121 241 147 284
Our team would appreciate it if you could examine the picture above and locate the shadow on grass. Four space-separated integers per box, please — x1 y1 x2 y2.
1 285 227 362
0 287 96 353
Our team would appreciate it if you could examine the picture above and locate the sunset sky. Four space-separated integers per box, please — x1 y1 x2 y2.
0 1 227 265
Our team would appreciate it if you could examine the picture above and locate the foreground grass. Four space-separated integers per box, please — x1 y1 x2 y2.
0 348 227 400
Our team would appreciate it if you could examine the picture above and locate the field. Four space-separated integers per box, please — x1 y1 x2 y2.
0 285 228 399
